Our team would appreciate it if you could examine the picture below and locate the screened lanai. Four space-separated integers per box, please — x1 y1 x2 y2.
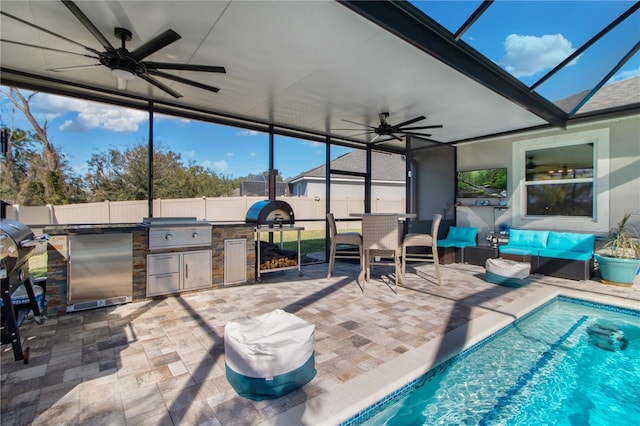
1 0 639 211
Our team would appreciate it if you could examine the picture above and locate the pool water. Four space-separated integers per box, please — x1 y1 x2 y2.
356 298 640 425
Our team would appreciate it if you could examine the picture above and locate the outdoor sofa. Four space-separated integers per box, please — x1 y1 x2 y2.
498 229 595 280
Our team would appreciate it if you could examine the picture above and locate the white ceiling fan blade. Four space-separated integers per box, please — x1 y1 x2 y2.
47 63 102 72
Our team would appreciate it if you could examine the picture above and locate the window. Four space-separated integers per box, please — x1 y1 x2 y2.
512 128 610 233
524 144 594 217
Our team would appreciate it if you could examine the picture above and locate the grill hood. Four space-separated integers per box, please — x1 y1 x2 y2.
1 219 49 278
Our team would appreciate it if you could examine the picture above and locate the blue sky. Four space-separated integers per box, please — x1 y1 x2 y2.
1 94 340 179
1 1 638 180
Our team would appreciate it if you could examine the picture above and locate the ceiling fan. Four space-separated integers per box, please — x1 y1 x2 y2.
0 1 225 98
334 112 443 144
526 156 537 170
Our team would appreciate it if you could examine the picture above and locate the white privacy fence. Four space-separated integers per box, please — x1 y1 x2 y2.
5 197 405 231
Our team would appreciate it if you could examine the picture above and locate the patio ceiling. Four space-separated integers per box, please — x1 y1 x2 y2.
0 1 635 153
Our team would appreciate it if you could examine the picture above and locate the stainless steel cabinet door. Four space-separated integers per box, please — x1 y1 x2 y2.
68 233 133 305
182 250 212 290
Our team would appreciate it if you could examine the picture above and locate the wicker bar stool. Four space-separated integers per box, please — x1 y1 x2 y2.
326 213 363 279
401 214 442 285
361 214 402 291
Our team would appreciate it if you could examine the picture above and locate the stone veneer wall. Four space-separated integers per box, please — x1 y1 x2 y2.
47 225 256 316
131 229 149 302
46 234 68 316
211 226 256 287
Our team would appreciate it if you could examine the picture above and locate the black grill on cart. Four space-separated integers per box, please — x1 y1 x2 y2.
1 218 49 363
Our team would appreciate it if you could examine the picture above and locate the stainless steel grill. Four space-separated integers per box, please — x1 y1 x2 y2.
143 217 212 251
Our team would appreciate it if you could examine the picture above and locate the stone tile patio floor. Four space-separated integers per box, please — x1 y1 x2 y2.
2 259 639 425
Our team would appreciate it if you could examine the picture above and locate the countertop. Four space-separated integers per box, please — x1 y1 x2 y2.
44 222 251 235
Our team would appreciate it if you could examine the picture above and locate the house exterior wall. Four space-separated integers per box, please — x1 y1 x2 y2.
290 178 405 200
453 114 640 242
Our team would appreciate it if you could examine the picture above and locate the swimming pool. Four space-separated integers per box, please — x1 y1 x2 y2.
344 297 640 425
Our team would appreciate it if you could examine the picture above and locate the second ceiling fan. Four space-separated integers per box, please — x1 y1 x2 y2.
336 112 443 143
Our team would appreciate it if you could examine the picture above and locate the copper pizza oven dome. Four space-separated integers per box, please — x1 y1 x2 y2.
245 200 295 226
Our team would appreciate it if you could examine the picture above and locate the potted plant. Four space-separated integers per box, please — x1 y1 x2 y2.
594 212 640 286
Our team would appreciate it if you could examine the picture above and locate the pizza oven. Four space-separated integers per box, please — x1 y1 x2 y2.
245 200 295 227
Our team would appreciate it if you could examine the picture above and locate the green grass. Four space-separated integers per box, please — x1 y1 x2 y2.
264 228 360 254
259 229 328 254
29 252 47 279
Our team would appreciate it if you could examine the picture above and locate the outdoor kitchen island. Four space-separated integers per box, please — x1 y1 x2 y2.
44 222 255 316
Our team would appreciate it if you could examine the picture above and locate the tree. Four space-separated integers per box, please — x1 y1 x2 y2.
1 88 85 205
85 143 237 201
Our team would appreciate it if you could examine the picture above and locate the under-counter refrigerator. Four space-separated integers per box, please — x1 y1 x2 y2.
67 233 133 312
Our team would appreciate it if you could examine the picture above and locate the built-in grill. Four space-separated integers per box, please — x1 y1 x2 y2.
143 217 212 250
245 200 295 227
1 218 49 363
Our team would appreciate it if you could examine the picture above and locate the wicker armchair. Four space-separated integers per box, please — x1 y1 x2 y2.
401 214 442 285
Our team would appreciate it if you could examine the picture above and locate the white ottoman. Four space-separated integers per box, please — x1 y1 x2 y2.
486 257 530 287
224 309 316 400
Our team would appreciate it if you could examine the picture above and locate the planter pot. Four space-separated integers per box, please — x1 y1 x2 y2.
595 254 640 286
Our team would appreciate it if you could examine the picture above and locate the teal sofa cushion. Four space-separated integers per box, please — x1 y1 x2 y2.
499 246 538 256
538 231 595 261
438 226 478 248
438 240 476 249
538 248 593 261
508 229 549 248
546 232 595 253
445 226 478 242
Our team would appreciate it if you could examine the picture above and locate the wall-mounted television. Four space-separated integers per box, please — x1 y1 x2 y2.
457 167 507 198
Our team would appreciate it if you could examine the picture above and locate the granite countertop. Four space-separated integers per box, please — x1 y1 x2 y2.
44 223 143 235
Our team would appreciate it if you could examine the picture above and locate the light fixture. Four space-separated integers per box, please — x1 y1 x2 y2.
111 67 135 80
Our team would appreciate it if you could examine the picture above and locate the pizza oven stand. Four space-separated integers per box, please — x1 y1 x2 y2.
255 225 304 281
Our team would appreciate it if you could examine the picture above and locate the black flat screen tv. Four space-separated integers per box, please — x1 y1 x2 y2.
457 167 507 198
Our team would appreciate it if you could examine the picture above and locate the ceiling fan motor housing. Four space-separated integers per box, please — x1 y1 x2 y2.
100 53 142 77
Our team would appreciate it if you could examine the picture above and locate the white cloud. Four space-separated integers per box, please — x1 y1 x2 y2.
303 140 323 147
238 129 260 136
156 113 190 125
29 93 147 132
227 152 234 157
501 34 576 78
250 152 256 157
182 150 195 158
608 66 640 84
212 160 231 174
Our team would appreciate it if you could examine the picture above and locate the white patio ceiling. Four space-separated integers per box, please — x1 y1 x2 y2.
1 1 559 152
